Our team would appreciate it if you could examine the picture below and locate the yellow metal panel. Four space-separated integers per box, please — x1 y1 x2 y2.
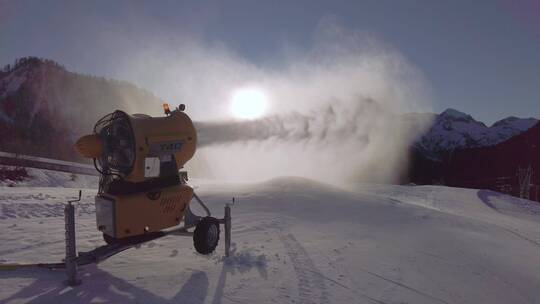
127 111 197 182
111 184 194 238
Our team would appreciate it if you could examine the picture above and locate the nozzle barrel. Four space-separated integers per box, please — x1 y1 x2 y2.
74 134 103 158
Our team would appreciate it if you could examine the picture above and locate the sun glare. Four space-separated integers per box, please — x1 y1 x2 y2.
230 88 268 120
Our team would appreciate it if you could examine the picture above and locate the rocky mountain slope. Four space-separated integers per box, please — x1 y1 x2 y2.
0 57 162 161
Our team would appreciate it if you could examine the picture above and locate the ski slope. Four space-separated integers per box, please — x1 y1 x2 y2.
1 176 540 303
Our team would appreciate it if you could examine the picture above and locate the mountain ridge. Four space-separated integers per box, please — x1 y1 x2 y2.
412 107 538 158
0 57 163 160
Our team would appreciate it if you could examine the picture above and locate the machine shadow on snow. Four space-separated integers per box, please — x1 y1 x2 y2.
221 245 268 278
1 246 269 304
476 189 501 211
0 265 210 304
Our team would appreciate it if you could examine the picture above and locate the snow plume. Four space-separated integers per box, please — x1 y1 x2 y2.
197 99 392 147
194 97 427 184
116 20 432 184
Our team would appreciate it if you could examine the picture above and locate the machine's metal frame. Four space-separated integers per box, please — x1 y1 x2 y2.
63 190 232 286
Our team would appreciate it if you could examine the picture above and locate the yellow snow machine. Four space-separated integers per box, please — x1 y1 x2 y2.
74 103 230 253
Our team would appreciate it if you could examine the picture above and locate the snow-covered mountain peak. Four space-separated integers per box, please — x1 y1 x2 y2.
414 109 538 157
440 108 471 119
437 108 486 127
491 116 538 130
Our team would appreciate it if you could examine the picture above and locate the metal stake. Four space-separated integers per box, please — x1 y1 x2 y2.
224 204 231 257
65 190 81 286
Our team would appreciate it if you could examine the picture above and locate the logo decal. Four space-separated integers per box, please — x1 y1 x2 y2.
150 140 184 155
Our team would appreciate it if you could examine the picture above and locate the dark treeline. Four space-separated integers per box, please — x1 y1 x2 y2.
0 57 163 161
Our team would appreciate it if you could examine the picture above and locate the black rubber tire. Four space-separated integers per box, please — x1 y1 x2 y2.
193 217 220 254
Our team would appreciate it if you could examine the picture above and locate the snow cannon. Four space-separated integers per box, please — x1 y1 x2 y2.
73 104 231 257
75 105 197 184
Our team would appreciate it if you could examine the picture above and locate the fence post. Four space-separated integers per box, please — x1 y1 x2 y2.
65 199 80 286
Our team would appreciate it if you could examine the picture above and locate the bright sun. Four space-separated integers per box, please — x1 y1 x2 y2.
230 88 268 119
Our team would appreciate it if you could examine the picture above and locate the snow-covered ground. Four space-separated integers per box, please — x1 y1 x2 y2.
1 175 540 303
0 166 98 188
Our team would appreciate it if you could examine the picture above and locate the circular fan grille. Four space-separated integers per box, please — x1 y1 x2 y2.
93 111 136 176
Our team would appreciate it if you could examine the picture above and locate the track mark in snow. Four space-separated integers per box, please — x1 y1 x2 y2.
357 267 452 304
280 235 387 304
499 226 540 248
298 267 390 304
299 267 351 290
280 233 329 304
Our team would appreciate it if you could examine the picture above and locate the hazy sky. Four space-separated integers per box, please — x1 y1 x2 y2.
1 0 539 124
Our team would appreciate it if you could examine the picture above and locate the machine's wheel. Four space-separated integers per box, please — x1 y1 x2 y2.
193 217 220 254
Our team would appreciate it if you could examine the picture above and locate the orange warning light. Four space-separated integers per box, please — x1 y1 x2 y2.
163 103 171 115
